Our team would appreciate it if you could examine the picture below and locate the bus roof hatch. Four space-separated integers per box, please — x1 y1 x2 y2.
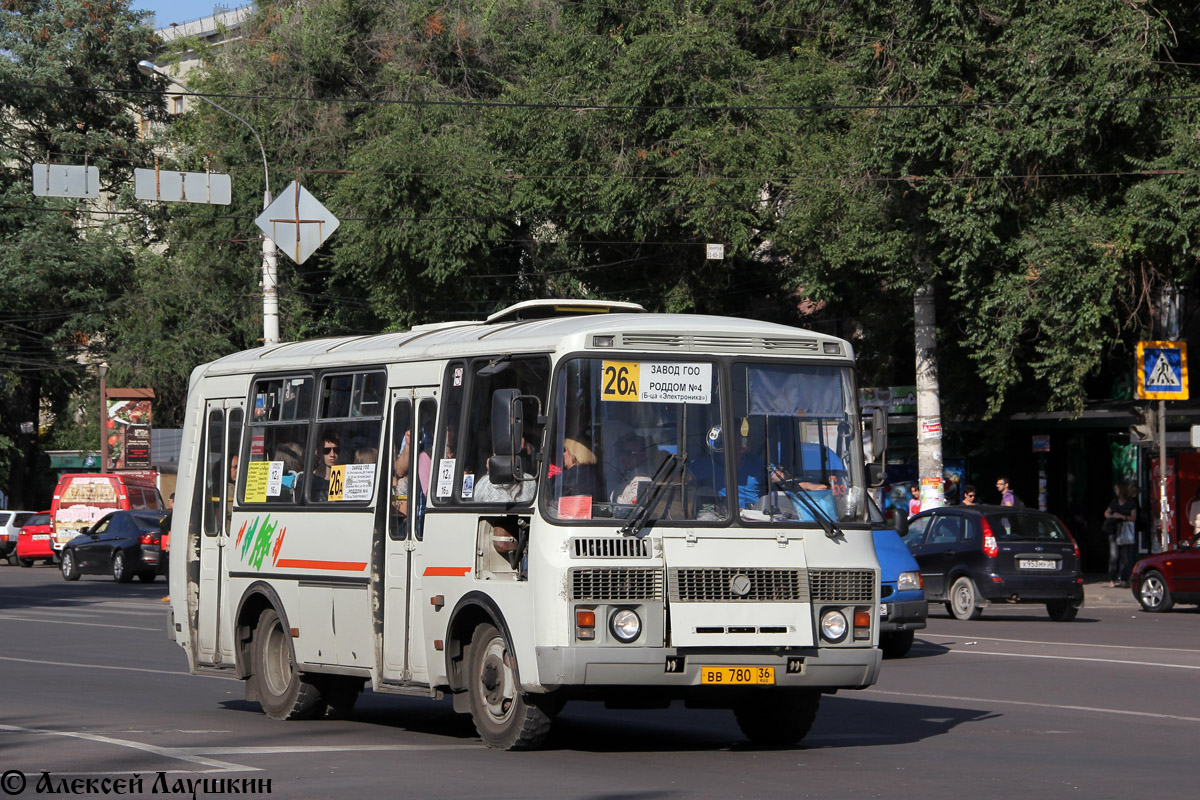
486 298 647 325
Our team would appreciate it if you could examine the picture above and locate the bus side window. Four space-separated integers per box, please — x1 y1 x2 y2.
415 399 436 540
245 375 312 505
308 370 385 503
461 356 549 504
204 409 225 534
389 400 413 540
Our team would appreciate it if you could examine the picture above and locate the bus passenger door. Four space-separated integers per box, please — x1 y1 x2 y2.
381 391 436 684
197 399 244 666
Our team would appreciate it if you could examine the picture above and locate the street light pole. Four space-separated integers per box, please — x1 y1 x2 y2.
137 60 280 346
98 362 108 474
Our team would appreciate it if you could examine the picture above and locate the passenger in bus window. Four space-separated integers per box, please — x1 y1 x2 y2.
392 430 411 519
355 447 378 464
226 455 238 524
607 433 654 504
559 435 596 498
311 429 340 501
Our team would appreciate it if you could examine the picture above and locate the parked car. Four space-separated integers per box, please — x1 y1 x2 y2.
59 510 169 583
51 473 164 554
901 504 1084 621
874 528 927 658
1 510 36 565
1130 535 1200 612
14 512 54 566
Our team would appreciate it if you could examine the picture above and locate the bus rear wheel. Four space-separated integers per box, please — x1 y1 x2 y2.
733 689 821 746
466 622 551 750
251 608 323 720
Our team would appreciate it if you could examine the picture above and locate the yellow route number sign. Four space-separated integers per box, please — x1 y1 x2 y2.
601 361 641 402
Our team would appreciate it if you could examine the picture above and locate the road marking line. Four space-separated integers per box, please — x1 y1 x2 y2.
925 634 1200 655
0 655 235 680
928 646 1200 670
863 688 1200 724
0 614 157 631
175 744 483 755
0 723 252 773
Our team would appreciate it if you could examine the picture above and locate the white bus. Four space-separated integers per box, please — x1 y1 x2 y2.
169 299 886 750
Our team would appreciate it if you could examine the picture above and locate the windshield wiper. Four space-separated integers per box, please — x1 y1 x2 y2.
771 469 844 540
619 453 682 540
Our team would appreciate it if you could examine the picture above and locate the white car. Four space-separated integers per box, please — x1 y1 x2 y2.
0 510 36 565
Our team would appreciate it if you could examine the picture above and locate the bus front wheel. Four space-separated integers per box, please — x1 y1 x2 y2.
733 689 821 746
466 622 552 750
251 608 323 720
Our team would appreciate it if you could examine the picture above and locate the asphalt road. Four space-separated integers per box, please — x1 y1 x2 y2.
1 565 1197 799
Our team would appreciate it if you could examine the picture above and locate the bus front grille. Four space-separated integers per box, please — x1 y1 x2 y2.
809 569 876 603
570 568 664 601
668 568 809 602
570 537 651 559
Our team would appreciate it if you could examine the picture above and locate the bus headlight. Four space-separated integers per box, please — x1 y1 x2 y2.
610 608 642 643
820 609 848 643
897 570 922 592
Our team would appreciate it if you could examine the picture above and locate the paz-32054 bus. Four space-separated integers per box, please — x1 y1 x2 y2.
169 300 885 750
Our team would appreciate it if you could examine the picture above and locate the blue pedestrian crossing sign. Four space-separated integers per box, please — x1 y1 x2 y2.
1137 341 1188 400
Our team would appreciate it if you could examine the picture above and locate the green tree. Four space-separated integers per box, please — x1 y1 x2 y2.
0 0 165 505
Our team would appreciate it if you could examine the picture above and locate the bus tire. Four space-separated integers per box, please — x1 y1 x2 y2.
733 689 821 746
466 622 551 750
251 608 323 720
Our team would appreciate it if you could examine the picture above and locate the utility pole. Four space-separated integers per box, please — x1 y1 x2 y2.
914 281 944 510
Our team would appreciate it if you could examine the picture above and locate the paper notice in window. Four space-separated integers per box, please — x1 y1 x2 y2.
342 463 375 501
245 461 270 504
436 458 456 498
558 495 593 520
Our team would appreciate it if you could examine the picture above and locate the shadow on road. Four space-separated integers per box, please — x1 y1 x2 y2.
220 688 996 753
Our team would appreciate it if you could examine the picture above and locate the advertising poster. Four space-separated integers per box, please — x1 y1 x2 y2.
105 392 153 470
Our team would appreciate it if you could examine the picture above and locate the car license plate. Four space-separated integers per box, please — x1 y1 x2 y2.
1019 559 1058 570
700 666 775 685
32 534 49 540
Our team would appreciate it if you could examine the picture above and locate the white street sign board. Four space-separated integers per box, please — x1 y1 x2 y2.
32 164 99 199
706 243 725 260
255 180 339 265
134 168 231 204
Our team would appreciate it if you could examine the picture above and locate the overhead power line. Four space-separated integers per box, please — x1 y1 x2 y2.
5 80 1200 115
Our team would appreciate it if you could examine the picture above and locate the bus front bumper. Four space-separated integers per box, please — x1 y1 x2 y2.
534 646 881 690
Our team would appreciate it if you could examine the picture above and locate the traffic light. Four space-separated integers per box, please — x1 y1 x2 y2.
1130 404 1158 446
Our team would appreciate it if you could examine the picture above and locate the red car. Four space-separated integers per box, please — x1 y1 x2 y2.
15 512 54 567
1130 537 1200 612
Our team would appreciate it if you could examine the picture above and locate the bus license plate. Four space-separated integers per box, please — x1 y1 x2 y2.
1019 559 1058 570
700 666 774 685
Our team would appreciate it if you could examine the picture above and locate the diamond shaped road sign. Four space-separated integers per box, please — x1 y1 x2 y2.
255 180 339 265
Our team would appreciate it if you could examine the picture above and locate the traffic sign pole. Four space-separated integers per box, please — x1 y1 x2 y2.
1137 340 1188 553
1159 399 1169 553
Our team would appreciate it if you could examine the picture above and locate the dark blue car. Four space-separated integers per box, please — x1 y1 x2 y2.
874 528 927 658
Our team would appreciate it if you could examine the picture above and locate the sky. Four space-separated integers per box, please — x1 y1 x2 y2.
133 1 252 30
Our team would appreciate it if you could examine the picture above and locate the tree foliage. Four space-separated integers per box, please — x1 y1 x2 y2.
0 0 164 505
9 0 1200 501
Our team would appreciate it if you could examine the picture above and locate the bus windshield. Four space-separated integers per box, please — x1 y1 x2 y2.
544 357 867 526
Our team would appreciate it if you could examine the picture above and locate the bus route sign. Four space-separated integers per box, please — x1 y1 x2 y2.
1137 341 1188 400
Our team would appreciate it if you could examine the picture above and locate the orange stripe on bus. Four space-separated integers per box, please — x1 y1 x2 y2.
423 567 472 577
274 559 367 571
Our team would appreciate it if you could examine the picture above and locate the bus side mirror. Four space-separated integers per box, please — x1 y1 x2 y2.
491 388 523 457
868 463 885 488
871 407 887 461
487 455 517 487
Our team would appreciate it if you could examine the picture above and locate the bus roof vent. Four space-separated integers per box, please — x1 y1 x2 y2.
486 298 646 325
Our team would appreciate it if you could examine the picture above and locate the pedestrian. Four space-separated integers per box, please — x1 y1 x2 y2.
1186 484 1200 542
1103 484 1137 588
961 484 977 505
995 475 1024 508
907 484 921 518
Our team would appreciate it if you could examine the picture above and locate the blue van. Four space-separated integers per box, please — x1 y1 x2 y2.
874 528 927 658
